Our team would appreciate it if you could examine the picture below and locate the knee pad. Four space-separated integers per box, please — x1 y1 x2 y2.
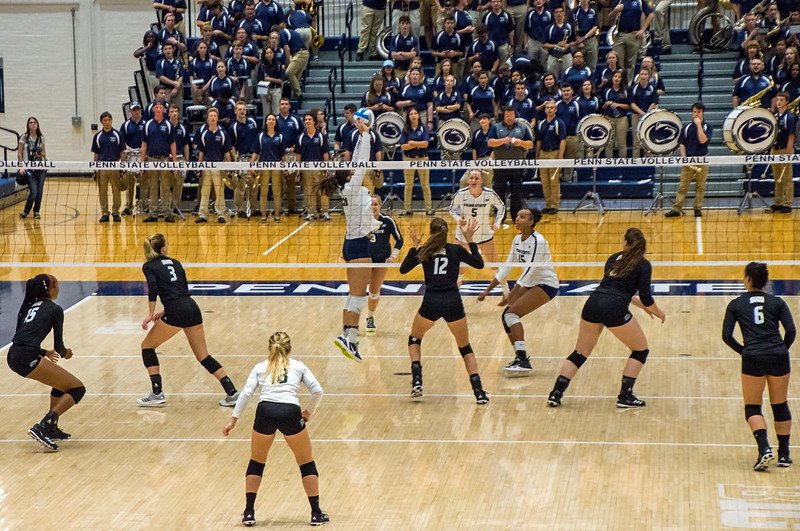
299 460 318 477
501 308 511 334
745 404 763 420
567 351 587 368
142 348 159 368
408 335 422 346
772 402 792 422
246 459 265 477
67 386 86 404
503 310 521 330
50 388 65 398
458 344 474 357
344 295 367 315
200 355 223 375
368 292 380 301
629 349 650 364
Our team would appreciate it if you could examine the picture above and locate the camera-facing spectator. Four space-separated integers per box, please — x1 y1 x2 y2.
91 112 124 223
156 42 185 116
17 117 47 220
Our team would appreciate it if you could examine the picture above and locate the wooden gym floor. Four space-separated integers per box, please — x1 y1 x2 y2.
0 179 799 529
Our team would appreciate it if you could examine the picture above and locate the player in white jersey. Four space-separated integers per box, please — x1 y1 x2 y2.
318 117 381 362
223 332 328 527
478 208 560 376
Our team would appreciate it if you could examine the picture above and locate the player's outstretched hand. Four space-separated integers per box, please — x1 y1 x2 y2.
461 217 478 242
409 225 422 247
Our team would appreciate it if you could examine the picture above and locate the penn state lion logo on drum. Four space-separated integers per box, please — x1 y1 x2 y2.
724 106 778 154
638 110 682 154
578 114 613 151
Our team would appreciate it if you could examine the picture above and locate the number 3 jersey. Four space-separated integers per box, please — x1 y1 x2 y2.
143 256 191 304
400 242 484 292
723 291 796 357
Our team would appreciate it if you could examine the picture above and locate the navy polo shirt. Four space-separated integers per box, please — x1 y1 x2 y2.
154 0 187 23
287 9 312 29
630 82 659 112
491 77 512 103
253 132 285 161
174 122 189 156
525 8 552 41
91 129 124 161
535 90 561 120
361 91 394 118
472 125 497 158
679 121 712 156
454 9 474 47
536 117 566 150
432 75 447 95
732 74 773 108
143 47 163 72
483 10 514 47
158 28 186 48
400 82 433 113
602 87 628 118
231 117 259 155
189 57 215 82
210 14 233 46
615 0 652 33
468 85 496 116
211 99 236 125
400 124 429 157
197 126 232 161
460 75 481 99
507 96 535 122
278 114 303 147
576 95 600 117
433 30 464 62
295 130 330 161
775 111 796 150
556 99 580 136
347 129 383 160
191 39 219 60
468 39 499 71
390 33 418 70
210 76 236 99
782 81 800 102
156 57 184 81
226 56 252 83
435 90 463 121
280 28 306 54
236 17 265 40
563 66 592 91
120 119 145 149
143 118 176 157
545 22 573 55
336 121 358 151
572 6 598 36
255 0 284 30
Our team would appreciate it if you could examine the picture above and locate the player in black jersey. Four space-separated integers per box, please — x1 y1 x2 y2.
7 274 85 451
138 234 240 407
723 262 796 470
547 228 666 409
399 217 490 404
365 194 403 335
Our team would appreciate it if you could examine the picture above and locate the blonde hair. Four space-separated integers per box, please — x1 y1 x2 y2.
143 233 166 261
267 331 291 384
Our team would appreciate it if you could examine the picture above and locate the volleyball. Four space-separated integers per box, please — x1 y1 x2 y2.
354 107 374 128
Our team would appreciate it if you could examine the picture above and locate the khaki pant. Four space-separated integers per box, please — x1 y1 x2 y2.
563 135 580 181
172 171 185 207
124 173 137 210
582 35 599 72
630 113 644 157
403 155 431 211
364 170 384 194
302 169 329 213
147 157 172 215
547 53 572 81
137 173 151 213
605 116 629 158
234 170 258 212
772 156 795 207
673 165 709 210
392 9 422 37
199 170 227 218
653 0 675 47
260 88 283 117
506 4 528 54
282 171 299 211
259 170 282 214
358 6 385 55
498 43 512 68
612 31 642 85
286 49 310 97
190 82 207 104
539 150 561 209
96 170 122 215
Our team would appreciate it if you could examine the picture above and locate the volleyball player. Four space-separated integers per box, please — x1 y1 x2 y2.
223 332 327 526
547 228 666 408
139 233 240 406
7 274 84 451
722 262 796 470
318 116 381 361
399 217 490 404
366 194 403 334
477 208 560 376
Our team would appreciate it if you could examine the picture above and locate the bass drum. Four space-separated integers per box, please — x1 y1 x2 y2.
577 114 613 151
186 105 207 125
376 25 392 60
636 109 682 155
438 119 471 153
374 111 405 147
723 105 777 154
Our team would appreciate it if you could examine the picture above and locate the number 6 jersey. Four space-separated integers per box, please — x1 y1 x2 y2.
142 256 191 304
722 291 796 357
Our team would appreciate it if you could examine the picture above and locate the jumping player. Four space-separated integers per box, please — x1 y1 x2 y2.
223 331 327 527
399 217 490 404
478 208 560 376
139 233 240 406
8 274 85 451
723 262 796 470
365 194 403 334
547 228 666 408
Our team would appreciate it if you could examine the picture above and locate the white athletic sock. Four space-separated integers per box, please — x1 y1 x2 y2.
367 310 374 318
347 326 359 344
514 341 526 353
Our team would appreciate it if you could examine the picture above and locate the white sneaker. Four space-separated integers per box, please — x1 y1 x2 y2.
219 392 239 407
321 212 332 221
334 335 362 362
137 392 166 407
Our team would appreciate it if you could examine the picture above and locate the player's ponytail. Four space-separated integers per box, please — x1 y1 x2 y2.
267 331 291 385
416 217 449 262
316 170 349 197
17 274 54 326
143 233 167 261
610 227 646 278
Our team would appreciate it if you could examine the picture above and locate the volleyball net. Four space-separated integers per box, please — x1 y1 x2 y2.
1 156 798 270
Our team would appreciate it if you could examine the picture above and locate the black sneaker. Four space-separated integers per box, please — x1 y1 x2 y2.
778 454 792 467
547 390 562 407
356 52 364 61
411 377 423 399
664 210 681 218
217 215 227 224
99 214 110 223
504 356 532 377
474 389 490 405
310 511 330 526
237 211 248 218
616 393 646 408
121 207 132 216
112 214 121 222
164 214 175 223
778 205 793 214
28 423 58 451
143 214 158 222
195 216 208 223
694 209 702 217
242 508 256 526
49 425 71 440
754 447 774 471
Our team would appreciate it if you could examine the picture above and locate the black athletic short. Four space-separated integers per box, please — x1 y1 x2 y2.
253 401 306 436
7 345 43 377
742 352 791 377
161 297 203 328
371 253 390 264
418 290 466 323
343 236 371 261
580 293 632 328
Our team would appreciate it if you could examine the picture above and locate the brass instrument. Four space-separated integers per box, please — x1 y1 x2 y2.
307 0 321 17
310 26 325 51
733 0 769 31
787 94 800 113
741 79 775 107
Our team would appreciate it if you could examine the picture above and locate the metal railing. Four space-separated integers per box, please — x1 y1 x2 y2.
345 1 355 62
327 68 339 123
0 125 20 183
336 34 347 92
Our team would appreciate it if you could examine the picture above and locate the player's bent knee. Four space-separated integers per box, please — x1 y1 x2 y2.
50 388 65 398
408 335 422 346
368 292 380 300
458 344 473 357
745 404 763 420
567 350 587 368
200 355 223 374
501 307 511 334
299 460 318 477
246 459 265 477
503 311 521 329
344 295 367 315
142 348 159 368
629 349 650 364
67 386 86 404
772 401 792 422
